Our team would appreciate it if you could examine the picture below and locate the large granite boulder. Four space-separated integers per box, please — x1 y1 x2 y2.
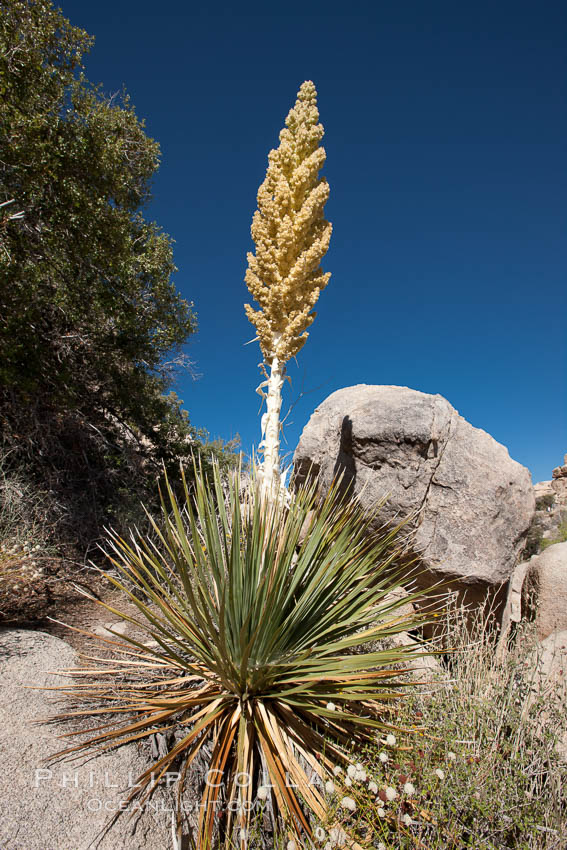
523 541 567 640
294 385 535 607
0 629 173 850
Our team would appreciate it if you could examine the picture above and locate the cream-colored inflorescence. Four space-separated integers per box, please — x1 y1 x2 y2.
245 80 332 364
245 81 331 498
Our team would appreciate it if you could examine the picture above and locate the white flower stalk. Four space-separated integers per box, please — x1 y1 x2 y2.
245 81 331 499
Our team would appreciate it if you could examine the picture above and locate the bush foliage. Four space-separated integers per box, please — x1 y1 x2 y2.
0 0 237 553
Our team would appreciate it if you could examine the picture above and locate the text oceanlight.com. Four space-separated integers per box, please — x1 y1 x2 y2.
34 768 320 811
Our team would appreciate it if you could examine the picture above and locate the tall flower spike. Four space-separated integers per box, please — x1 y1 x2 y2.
245 81 332 498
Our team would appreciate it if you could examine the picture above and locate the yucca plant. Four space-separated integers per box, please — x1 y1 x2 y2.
49 463 430 848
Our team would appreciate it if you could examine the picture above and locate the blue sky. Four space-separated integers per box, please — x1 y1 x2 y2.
60 0 565 483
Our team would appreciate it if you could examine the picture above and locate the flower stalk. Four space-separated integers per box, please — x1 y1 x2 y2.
245 80 332 499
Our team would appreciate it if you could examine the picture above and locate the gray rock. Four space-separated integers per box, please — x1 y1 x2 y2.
0 629 173 850
92 620 129 638
523 629 567 761
387 631 444 681
523 541 567 640
368 587 443 681
383 585 417 624
534 480 554 502
552 454 567 481
551 454 567 505
294 385 535 608
496 559 531 657
528 628 567 692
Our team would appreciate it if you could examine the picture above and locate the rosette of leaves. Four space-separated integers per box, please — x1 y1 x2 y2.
49 464 430 848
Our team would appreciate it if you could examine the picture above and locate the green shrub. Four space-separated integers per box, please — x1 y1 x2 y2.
540 520 567 550
535 494 555 511
296 606 567 849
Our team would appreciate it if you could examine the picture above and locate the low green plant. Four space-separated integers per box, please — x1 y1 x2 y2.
535 494 555 511
0 456 57 617
283 603 566 849
540 520 567 550
49 462 431 848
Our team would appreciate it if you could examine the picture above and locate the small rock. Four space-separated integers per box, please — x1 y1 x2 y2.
93 620 129 637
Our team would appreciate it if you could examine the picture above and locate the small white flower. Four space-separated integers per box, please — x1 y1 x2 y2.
344 776 352 787
332 765 342 776
257 785 269 800
347 764 357 778
403 782 415 796
378 844 387 850
386 733 397 746
314 826 326 842
354 768 367 783
385 786 397 801
447 751 456 761
379 752 389 763
368 781 378 794
325 780 335 794
326 701 336 711
324 844 332 850
402 813 413 826
435 768 445 780
340 796 357 812
287 841 297 850
377 807 386 818
329 826 347 846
